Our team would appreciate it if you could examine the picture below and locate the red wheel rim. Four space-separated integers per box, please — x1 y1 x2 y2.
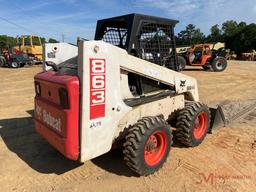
144 130 167 166
193 112 208 139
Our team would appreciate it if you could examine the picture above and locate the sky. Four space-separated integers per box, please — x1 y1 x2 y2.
0 0 256 43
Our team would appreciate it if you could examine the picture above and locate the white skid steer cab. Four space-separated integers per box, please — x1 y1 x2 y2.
34 14 226 176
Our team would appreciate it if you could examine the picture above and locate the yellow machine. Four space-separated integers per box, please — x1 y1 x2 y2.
13 35 43 61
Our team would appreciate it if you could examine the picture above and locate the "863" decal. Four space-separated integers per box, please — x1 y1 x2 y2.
90 58 106 119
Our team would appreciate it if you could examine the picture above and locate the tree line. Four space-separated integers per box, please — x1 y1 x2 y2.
0 35 59 50
176 20 256 53
1 20 256 54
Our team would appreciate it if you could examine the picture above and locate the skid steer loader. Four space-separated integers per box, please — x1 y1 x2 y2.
34 14 224 176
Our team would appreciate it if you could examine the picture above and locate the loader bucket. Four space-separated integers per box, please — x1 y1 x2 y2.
209 99 256 133
209 106 226 132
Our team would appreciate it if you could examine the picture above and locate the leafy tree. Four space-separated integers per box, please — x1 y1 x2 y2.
192 28 205 43
220 20 256 53
210 24 222 42
0 35 16 50
32 36 46 45
176 24 205 45
221 20 238 37
228 23 256 53
48 38 59 43
178 24 195 40
238 22 246 28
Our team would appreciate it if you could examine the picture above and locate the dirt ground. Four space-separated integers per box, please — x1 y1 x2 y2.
0 61 255 192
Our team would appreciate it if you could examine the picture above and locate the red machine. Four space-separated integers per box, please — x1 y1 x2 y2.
178 44 228 72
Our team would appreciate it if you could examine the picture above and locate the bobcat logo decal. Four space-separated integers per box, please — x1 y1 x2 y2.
180 80 186 87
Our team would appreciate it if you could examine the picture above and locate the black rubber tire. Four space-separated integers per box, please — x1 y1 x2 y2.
20 63 25 67
211 57 227 72
10 62 19 68
0 56 6 67
202 65 211 71
176 102 211 147
123 116 172 176
177 55 186 71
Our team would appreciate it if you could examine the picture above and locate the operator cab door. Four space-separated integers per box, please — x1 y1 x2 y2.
201 45 212 65
192 45 211 65
192 46 203 65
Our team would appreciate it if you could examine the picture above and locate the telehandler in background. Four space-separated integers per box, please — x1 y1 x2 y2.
34 14 226 176
178 43 228 72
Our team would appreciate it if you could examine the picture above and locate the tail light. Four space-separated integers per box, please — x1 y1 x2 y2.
59 88 69 109
35 81 41 96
